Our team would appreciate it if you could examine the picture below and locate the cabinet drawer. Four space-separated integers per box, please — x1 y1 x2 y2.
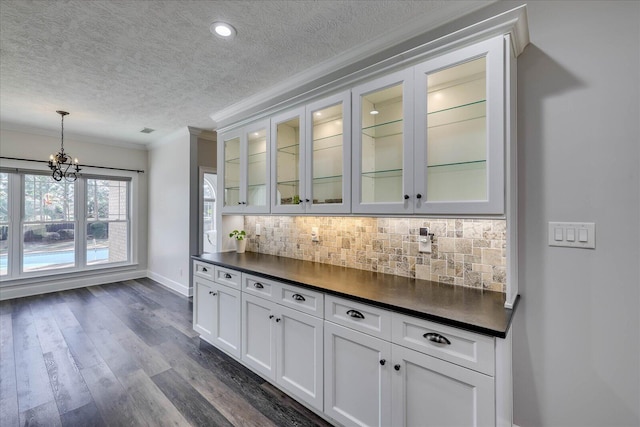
325 295 392 341
243 273 276 299
193 261 215 281
392 313 495 376
275 282 324 318
213 266 241 289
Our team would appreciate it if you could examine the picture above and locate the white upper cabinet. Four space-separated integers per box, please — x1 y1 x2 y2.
352 69 414 214
353 36 507 215
271 92 351 214
305 92 351 214
414 36 505 214
219 119 270 214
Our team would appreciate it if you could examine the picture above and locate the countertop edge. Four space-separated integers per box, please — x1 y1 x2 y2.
192 253 516 339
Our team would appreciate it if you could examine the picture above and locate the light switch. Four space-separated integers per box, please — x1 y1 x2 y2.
578 228 588 242
554 227 563 241
548 222 596 249
566 228 575 242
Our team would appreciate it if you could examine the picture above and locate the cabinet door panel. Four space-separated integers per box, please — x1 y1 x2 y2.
220 130 243 212
325 321 391 427
193 278 216 340
276 305 323 411
214 285 241 358
352 68 414 214
391 345 494 427
414 36 504 214
271 107 306 214
244 120 270 213
242 293 276 380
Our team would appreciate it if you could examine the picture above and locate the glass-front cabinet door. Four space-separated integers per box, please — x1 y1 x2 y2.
219 119 270 214
271 107 305 214
352 69 414 214
414 36 504 214
305 92 351 214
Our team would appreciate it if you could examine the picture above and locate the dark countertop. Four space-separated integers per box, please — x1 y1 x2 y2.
193 251 518 338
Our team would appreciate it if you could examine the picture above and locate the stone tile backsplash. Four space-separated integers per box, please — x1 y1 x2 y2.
243 216 507 292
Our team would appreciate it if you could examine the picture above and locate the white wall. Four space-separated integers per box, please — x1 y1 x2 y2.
513 1 640 426
0 127 149 297
147 128 192 296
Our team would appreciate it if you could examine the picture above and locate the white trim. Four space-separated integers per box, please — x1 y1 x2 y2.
146 269 192 297
0 268 146 300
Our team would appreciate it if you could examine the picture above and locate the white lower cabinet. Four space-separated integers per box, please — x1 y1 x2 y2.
195 265 506 427
324 321 392 427
241 292 324 411
391 344 495 427
193 276 241 359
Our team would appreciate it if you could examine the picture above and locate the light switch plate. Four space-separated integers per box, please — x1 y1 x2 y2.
548 222 595 249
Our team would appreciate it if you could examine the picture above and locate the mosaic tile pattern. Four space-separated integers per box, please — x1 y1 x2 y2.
243 216 507 292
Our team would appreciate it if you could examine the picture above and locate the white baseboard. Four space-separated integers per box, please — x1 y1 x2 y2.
146 270 192 297
0 269 147 300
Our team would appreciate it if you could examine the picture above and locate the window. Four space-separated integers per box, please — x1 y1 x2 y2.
0 173 8 276
86 179 129 265
0 170 132 280
202 172 217 253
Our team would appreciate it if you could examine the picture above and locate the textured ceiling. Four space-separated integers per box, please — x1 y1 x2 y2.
0 0 493 146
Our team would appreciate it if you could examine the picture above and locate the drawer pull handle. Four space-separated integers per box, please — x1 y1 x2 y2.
209 291 217 296
224 273 232 279
346 310 365 319
254 283 264 289
269 315 274 319
424 332 451 345
394 364 401 371
379 359 386 366
201 267 208 272
292 294 306 302
275 318 281 322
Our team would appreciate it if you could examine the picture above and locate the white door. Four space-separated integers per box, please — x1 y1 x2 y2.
275 305 324 411
201 171 217 253
241 293 277 380
391 344 495 427
211 283 241 359
193 278 216 342
324 321 391 427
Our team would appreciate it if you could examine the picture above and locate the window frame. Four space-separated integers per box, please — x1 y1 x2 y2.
0 166 137 282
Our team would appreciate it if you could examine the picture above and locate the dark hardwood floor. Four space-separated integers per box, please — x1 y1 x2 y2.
0 278 334 427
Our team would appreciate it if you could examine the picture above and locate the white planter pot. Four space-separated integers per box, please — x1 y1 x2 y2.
235 239 246 253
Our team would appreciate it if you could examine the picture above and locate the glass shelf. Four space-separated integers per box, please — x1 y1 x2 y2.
361 119 403 139
277 144 299 155
361 168 402 179
225 157 240 164
427 100 486 129
313 133 342 143
277 179 300 187
427 159 486 169
312 174 342 183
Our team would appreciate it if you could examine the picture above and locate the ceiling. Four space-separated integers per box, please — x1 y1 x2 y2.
0 0 494 148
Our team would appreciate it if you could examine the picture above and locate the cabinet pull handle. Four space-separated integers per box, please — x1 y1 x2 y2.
275 318 281 322
224 273 232 279
209 291 217 296
423 332 451 345
404 194 410 200
254 283 264 289
379 359 386 366
202 267 208 272
416 193 422 199
394 364 401 371
292 294 306 302
346 309 365 319
305 198 310 203
269 315 274 319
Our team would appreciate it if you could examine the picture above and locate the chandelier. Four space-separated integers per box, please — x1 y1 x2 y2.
48 110 81 181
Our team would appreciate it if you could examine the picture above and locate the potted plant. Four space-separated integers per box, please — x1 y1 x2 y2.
229 229 247 253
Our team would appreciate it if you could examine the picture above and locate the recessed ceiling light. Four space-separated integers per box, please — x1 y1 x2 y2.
210 21 236 39
315 112 322 117
370 110 379 115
